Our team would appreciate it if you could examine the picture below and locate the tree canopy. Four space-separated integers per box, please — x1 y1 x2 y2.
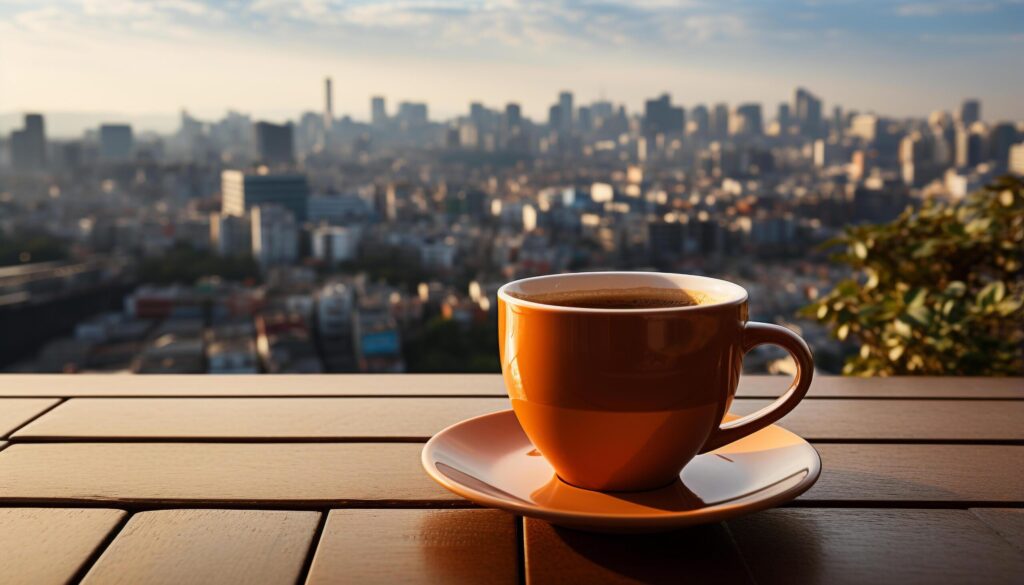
802 175 1023 376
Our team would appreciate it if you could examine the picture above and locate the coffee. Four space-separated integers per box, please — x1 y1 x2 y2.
510 286 701 309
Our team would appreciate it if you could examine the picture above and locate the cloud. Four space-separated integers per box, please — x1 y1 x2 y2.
896 1 998 16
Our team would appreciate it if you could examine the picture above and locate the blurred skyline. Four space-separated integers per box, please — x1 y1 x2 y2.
2 0 1023 136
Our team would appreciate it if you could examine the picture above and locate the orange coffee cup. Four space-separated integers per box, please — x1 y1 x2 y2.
497 272 814 492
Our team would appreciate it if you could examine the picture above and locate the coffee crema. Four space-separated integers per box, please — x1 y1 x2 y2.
509 286 703 309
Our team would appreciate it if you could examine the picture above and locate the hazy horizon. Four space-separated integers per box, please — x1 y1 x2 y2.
2 0 1022 135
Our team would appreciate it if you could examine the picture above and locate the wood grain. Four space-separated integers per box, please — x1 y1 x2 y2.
0 398 60 436
728 509 1024 585
14 397 1022 442
0 508 125 585
971 509 1024 552
307 509 518 585
524 517 752 585
0 442 454 505
14 397 507 440
0 374 1019 399
0 442 1020 506
81 509 319 585
737 376 1024 399
730 398 1024 441
809 444 1024 503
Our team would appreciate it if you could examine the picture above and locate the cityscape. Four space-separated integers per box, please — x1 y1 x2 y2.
2 82 1022 374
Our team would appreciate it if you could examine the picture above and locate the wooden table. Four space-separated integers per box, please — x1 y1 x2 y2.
0 374 1022 585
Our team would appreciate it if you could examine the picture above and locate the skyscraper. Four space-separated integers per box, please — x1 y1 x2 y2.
643 94 685 137
832 106 844 137
396 102 428 128
251 205 299 268
254 121 295 165
371 97 387 125
955 125 985 168
548 104 562 130
733 104 763 137
99 124 134 161
504 103 522 128
10 113 47 170
989 123 1019 169
711 103 730 139
777 104 791 131
794 87 823 138
324 77 333 129
558 91 573 133
959 99 981 126
689 105 710 138
222 170 310 221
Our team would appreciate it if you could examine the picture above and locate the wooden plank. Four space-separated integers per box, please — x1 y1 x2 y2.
0 442 453 505
0 374 1019 399
307 509 518 585
730 398 1024 441
81 509 319 585
0 398 59 436
738 376 1024 399
0 442 1020 506
14 397 1022 442
809 444 1024 503
14 397 508 441
0 508 125 585
0 374 507 397
971 509 1024 552
728 509 1024 585
523 517 752 585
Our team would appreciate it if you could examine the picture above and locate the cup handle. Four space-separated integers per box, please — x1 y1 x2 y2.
699 322 814 453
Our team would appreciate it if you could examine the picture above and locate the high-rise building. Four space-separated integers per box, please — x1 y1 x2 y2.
558 91 574 133
222 170 310 221
988 123 1019 169
99 124 133 161
577 106 593 134
371 97 387 125
254 121 295 165
955 125 985 168
643 94 685 137
794 87 823 137
777 104 791 132
959 99 981 126
251 205 299 267
733 103 763 137
1009 143 1024 175
850 114 881 143
209 212 252 257
10 113 47 170
688 105 709 138
311 226 359 264
396 102 428 127
548 104 562 130
711 103 730 139
324 77 334 129
832 106 844 137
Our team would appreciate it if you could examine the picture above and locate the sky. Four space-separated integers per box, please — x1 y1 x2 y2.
1 0 1022 134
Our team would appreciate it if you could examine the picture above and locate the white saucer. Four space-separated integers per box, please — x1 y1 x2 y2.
422 409 821 532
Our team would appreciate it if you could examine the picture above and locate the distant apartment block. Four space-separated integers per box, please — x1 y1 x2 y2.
254 121 295 165
221 170 310 221
251 205 299 268
10 113 47 170
99 124 134 161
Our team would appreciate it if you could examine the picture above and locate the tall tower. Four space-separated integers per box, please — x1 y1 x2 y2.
324 77 334 129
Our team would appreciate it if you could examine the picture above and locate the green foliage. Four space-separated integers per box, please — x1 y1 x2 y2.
337 245 428 292
0 230 70 266
404 316 499 372
137 244 261 285
801 176 1024 376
